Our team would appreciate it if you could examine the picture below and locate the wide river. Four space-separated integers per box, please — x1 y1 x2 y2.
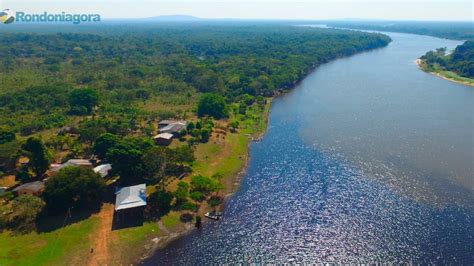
143 31 474 264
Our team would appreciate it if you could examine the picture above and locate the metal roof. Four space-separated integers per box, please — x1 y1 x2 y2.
115 184 147 211
159 121 187 133
153 133 173 140
52 159 93 172
13 181 45 192
93 164 112 178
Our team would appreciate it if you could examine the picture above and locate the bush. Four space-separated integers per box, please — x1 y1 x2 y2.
200 128 211 143
190 175 223 194
147 190 173 217
0 128 15 144
180 202 199 212
7 195 45 233
207 196 222 207
180 213 194 223
190 191 204 201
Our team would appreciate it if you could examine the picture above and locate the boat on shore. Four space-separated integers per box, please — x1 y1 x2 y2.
204 211 223 220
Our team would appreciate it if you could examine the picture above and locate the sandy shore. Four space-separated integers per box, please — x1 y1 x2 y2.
415 59 474 87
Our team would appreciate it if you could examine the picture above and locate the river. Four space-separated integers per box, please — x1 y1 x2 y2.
142 31 474 264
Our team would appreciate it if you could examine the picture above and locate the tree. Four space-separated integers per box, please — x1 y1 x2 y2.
200 128 211 143
22 137 51 178
171 145 195 167
7 195 45 233
186 121 195 131
190 175 223 194
147 190 173 217
142 146 168 182
197 93 228 119
107 142 145 184
43 167 106 212
173 181 189 208
229 120 239 132
68 88 99 115
93 133 120 160
0 128 15 144
78 120 106 144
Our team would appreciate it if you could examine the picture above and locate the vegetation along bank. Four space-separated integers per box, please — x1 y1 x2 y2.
418 40 474 86
0 24 390 265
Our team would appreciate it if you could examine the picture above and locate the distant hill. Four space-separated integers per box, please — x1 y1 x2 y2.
144 15 201 21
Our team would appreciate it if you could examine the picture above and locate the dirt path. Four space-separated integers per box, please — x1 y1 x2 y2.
88 204 114 266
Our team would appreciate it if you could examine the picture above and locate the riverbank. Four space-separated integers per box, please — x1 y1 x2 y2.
132 99 273 264
416 59 474 87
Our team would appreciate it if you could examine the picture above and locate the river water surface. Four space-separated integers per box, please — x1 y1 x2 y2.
143 31 474 264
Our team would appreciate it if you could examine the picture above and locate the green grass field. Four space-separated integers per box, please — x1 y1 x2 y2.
0 217 99 266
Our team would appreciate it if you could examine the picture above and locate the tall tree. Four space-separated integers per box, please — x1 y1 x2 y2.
22 137 51 178
43 167 106 212
93 133 120 160
197 93 228 119
68 88 99 115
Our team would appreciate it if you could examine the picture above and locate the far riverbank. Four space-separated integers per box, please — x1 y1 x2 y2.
416 58 474 87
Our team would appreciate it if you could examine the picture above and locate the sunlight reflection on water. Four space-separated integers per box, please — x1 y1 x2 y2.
142 32 474 265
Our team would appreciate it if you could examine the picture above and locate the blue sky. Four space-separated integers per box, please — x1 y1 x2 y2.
2 0 472 21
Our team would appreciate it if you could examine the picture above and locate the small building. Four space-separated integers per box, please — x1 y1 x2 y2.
93 164 112 178
158 120 177 129
153 133 173 146
115 184 147 212
57 126 79 136
159 121 187 136
13 181 45 196
51 159 93 173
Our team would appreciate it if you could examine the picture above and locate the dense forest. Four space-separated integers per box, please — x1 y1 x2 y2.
420 41 474 78
0 25 390 136
325 21 474 40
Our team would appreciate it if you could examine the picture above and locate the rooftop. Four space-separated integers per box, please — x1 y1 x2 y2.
115 184 147 211
52 159 93 172
159 121 187 133
153 133 174 140
93 164 112 178
13 181 45 192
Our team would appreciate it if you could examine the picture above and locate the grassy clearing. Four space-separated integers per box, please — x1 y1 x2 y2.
109 222 162 264
0 217 99 266
161 213 180 230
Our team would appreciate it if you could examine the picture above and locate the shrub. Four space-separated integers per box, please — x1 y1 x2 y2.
0 128 15 144
190 191 204 202
7 195 45 233
190 175 223 194
207 196 222 207
147 190 173 217
180 213 194 223
180 202 199 212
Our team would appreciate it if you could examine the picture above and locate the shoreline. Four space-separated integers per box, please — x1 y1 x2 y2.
135 99 273 264
133 43 393 264
415 59 474 87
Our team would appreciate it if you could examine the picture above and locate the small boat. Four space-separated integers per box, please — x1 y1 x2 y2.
204 211 222 220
